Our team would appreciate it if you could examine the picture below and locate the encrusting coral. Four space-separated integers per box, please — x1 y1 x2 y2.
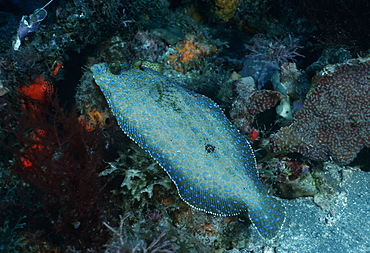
169 35 217 73
18 75 54 103
269 57 370 164
78 105 113 132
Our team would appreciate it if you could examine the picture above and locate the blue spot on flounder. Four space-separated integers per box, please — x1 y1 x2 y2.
91 63 285 239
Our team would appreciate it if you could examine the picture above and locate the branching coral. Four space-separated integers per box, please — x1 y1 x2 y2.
244 34 303 65
0 217 26 252
103 216 179 253
270 57 370 164
239 34 303 89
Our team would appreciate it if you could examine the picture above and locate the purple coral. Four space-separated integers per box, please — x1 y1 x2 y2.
239 34 303 89
245 34 304 65
269 57 370 164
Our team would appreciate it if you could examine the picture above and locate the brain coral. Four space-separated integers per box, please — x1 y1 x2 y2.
270 57 370 164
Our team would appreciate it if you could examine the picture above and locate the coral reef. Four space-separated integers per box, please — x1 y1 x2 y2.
118 163 173 202
78 105 113 131
151 26 184 45
270 58 370 164
0 217 26 252
273 62 305 99
18 75 54 102
168 35 217 73
230 76 284 140
132 30 167 62
100 143 246 252
1 0 369 250
103 216 179 253
91 63 285 239
213 0 239 22
239 34 303 89
75 69 109 114
247 90 285 115
99 36 132 63
305 48 352 79
259 157 317 199
4 95 109 249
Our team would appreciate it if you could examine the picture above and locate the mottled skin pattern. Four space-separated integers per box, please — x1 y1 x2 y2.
91 63 285 239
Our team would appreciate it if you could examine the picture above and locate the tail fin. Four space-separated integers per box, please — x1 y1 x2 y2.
247 194 286 239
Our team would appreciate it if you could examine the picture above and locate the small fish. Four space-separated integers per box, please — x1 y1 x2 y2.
91 63 285 239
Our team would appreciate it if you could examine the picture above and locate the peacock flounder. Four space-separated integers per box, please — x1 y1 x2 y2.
91 63 285 239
